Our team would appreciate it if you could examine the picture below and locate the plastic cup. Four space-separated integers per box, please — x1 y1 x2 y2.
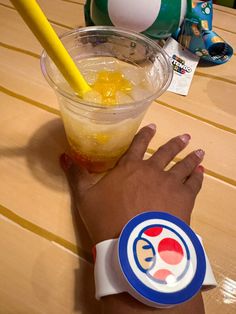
41 26 173 173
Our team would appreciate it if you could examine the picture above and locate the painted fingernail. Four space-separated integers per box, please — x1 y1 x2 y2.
179 134 191 144
196 165 205 173
195 149 205 159
60 153 73 171
147 123 156 131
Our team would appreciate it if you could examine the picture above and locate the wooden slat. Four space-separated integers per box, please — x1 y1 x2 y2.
0 4 42 54
142 103 236 182
214 4 236 16
213 9 236 34
193 176 236 238
0 5 69 56
192 167 236 314
0 0 13 5
62 0 85 5
38 0 84 28
0 0 85 28
0 93 93 252
0 45 58 110
192 219 236 314
197 56 236 81
160 74 236 132
0 216 101 314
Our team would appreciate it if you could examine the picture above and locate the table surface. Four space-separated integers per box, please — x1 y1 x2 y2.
0 1 236 313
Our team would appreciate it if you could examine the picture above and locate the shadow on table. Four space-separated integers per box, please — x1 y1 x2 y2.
1 118 101 312
198 60 218 68
28 119 101 312
0 118 68 191
205 79 236 117
195 61 236 117
26 118 70 191
27 118 101 312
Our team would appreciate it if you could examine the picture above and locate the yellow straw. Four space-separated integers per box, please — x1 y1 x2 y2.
10 0 91 96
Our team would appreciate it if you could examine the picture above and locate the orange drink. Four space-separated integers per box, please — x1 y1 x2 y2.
41 27 172 172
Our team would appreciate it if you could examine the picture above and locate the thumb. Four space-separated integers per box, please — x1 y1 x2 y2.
60 153 95 198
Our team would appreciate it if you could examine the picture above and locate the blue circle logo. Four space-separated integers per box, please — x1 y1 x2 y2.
118 212 206 306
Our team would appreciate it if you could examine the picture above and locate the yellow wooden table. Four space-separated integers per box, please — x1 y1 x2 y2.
0 1 235 313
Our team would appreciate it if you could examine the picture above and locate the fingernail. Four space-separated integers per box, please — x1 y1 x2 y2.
147 123 156 131
196 165 205 173
179 134 191 144
60 153 73 171
195 149 205 159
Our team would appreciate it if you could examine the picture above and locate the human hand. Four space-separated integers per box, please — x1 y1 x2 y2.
61 124 205 245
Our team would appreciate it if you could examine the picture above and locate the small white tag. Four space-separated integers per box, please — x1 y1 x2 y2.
163 38 199 96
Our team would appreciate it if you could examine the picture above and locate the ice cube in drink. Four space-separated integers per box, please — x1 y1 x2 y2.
59 57 153 172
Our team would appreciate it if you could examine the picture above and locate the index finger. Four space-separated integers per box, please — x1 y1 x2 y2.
119 124 156 163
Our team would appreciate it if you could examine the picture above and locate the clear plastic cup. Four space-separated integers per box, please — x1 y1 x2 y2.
41 26 173 172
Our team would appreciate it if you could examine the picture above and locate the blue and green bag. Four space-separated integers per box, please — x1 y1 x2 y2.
174 0 233 64
84 0 233 64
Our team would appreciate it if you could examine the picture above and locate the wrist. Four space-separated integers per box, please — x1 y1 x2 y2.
90 211 132 245
102 292 205 314
102 293 158 313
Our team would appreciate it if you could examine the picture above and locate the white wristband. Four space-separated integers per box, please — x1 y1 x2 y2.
94 212 217 308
